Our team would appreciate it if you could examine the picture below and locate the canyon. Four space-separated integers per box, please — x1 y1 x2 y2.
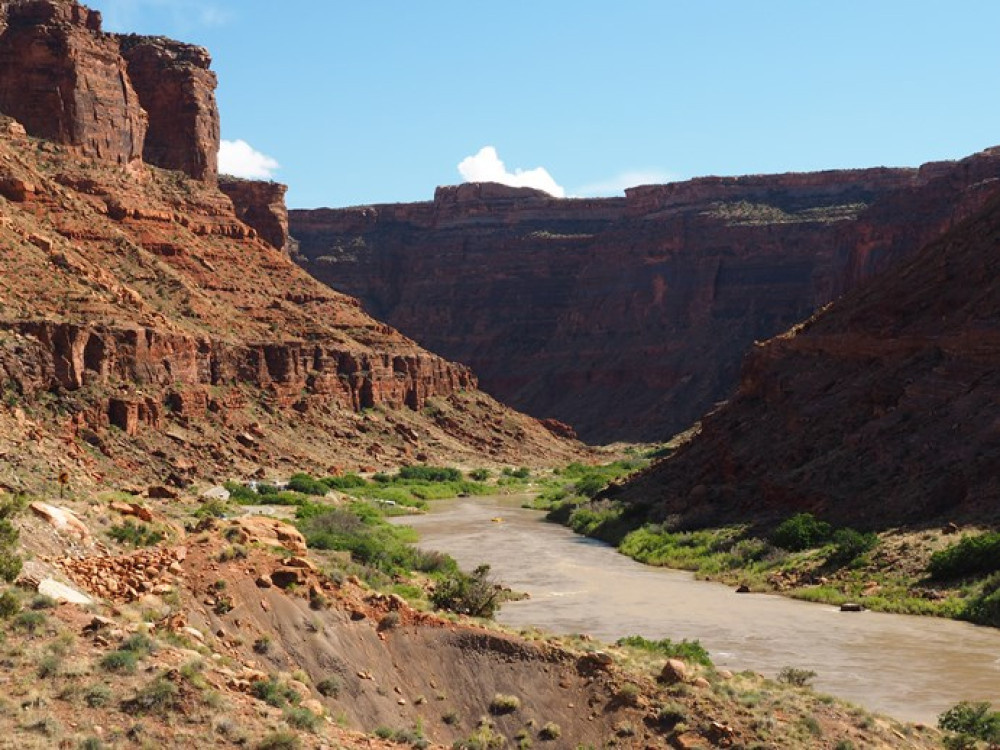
291 152 1000 443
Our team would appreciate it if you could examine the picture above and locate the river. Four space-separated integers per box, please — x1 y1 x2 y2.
396 495 1000 725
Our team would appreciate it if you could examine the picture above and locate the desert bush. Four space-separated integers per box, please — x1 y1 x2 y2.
939 700 1000 746
321 473 368 490
398 465 462 483
430 564 500 618
929 532 1000 580
101 649 138 674
771 513 832 551
468 468 490 482
489 693 520 714
777 666 816 687
316 676 341 697
122 676 179 715
827 528 879 567
36 652 62 678
84 683 112 707
0 589 20 618
538 722 561 740
0 494 26 583
29 594 56 610
251 676 300 708
252 635 271 654
284 705 320 731
616 634 712 666
962 572 1000 626
12 610 46 633
287 473 329 496
108 520 163 547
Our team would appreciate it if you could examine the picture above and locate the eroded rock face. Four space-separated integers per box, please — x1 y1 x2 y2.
119 34 220 181
219 178 289 251
290 150 1000 442
611 189 1000 528
0 1 221 180
0 0 147 165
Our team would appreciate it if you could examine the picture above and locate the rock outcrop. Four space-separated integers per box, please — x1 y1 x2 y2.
219 177 289 251
0 1 219 180
609 189 1000 528
0 0 146 165
119 34 220 181
290 151 1000 442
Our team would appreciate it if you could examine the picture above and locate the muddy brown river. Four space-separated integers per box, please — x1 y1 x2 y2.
397 496 1000 724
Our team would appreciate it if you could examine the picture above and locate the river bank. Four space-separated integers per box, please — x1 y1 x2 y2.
398 495 1000 726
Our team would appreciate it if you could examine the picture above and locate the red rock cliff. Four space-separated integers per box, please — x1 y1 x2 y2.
0 0 147 165
219 177 289 252
611 187 1000 528
0 1 221 181
290 151 1000 443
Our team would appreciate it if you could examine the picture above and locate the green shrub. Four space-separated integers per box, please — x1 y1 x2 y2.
284 705 320 731
615 635 712 666
37 653 62 678
939 701 1000 745
123 676 179 715
108 520 163 547
538 722 561 740
287 473 329 496
963 572 1000 626
771 513 832 551
320 473 368 490
0 589 20 618
469 468 490 482
101 649 138 674
316 676 341 697
12 609 46 633
929 532 1000 580
121 632 155 655
489 693 520 714
398 465 462 483
29 594 56 610
253 635 271 654
777 666 817 687
430 564 500 618
222 482 258 503
84 683 112 707
827 528 878 567
251 676 300 708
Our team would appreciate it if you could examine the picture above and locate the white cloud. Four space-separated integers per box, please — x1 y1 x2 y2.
457 146 565 198
574 170 678 197
218 139 280 180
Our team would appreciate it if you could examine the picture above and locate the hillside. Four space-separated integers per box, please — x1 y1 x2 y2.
0 1 589 498
607 187 1000 530
291 153 1000 443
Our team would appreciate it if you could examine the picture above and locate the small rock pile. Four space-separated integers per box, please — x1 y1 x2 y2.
54 545 186 602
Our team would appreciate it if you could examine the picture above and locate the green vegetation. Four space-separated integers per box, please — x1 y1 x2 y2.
938 701 1000 748
488 693 521 714
108 520 164 547
777 667 817 688
771 513 832 551
429 564 501 618
251 675 301 708
929 532 1000 580
0 493 26 583
615 635 712 666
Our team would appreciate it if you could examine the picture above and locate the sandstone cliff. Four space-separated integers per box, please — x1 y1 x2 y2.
0 0 219 180
219 177 289 252
290 152 1000 442
608 189 1000 528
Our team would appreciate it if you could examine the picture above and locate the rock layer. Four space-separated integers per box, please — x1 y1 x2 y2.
290 151 1000 442
610 189 1000 528
219 177 289 251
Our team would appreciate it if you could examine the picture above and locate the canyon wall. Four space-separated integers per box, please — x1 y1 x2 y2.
290 151 1000 442
0 0 219 179
219 177 290 251
609 189 1000 528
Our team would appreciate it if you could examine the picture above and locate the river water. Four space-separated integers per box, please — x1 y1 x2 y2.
396 495 1000 725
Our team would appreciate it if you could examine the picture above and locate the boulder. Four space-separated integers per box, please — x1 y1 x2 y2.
658 658 688 685
29 501 90 539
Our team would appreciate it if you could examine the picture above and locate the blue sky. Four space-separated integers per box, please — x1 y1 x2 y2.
100 1 1000 209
